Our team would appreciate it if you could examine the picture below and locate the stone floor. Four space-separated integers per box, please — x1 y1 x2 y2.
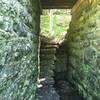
37 79 84 100
54 79 84 100
36 85 59 100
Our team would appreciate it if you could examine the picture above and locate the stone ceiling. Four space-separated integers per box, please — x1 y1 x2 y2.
40 0 78 9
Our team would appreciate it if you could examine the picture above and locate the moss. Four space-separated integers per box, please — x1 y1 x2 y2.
0 0 40 99
67 0 100 100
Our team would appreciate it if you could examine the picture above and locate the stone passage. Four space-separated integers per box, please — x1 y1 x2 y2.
0 0 100 100
36 36 59 100
37 36 84 100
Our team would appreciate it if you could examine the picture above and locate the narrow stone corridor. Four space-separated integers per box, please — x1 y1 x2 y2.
37 36 84 100
0 0 100 100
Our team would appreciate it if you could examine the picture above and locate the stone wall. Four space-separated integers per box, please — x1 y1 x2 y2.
67 0 100 100
0 0 40 100
54 43 68 80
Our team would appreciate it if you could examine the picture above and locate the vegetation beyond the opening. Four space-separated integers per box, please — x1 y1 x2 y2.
40 9 71 39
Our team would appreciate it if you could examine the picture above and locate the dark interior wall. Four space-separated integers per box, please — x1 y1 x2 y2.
0 0 40 99
66 0 100 100
41 0 78 9
54 43 68 80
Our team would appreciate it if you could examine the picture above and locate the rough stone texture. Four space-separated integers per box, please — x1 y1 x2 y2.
37 86 59 100
0 0 40 100
55 80 84 100
54 43 68 80
39 36 57 86
37 36 59 100
54 42 84 100
67 0 100 100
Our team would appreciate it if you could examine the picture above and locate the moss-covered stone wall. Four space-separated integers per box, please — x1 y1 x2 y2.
67 0 100 100
0 0 40 100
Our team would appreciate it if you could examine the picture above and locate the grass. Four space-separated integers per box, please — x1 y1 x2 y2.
40 10 71 38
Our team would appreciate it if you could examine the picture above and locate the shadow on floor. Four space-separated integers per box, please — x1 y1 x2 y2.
54 79 85 100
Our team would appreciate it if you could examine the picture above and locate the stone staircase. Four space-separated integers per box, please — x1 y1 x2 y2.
37 36 59 100
37 36 84 100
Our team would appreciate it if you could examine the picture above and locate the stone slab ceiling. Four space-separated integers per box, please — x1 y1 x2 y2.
41 0 78 9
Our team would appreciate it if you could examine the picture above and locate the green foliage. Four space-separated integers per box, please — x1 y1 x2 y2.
41 15 50 36
40 10 71 38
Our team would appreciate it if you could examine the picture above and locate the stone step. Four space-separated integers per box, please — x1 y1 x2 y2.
36 86 60 100
39 37 58 87
41 42 58 45
40 60 55 65
40 74 54 78
41 48 56 51
40 65 55 70
41 44 58 48
40 55 56 60
41 58 55 61
40 53 55 55
40 70 54 77
40 66 54 71
40 49 56 54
